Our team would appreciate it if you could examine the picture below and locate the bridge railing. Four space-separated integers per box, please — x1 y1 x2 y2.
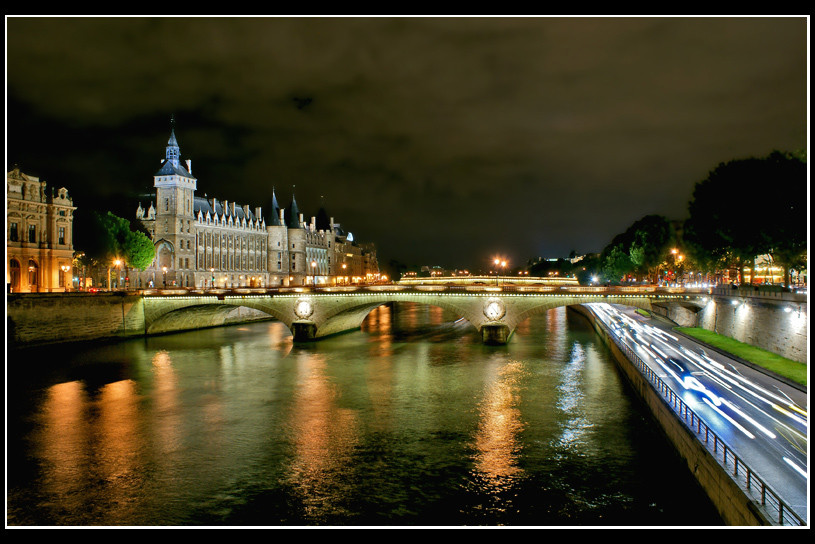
594 309 806 526
132 285 712 297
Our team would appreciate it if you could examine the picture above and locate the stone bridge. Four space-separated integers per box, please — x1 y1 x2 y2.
143 284 701 344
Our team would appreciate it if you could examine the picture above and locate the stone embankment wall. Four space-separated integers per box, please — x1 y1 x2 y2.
7 293 147 346
568 304 772 526
650 288 807 364
6 293 275 347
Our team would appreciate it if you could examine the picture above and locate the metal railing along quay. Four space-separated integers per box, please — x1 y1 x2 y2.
597 311 806 526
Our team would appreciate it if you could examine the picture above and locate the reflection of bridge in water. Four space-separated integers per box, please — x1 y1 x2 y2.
144 284 705 344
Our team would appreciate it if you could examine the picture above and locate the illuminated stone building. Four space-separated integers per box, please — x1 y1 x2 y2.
134 123 378 288
6 166 76 292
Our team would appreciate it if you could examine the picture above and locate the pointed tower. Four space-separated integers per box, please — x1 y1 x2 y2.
286 194 303 229
153 116 197 277
268 187 282 227
265 187 289 285
286 191 307 284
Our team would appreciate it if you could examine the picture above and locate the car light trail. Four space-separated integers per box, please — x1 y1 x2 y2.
702 397 755 439
783 457 807 479
719 399 776 439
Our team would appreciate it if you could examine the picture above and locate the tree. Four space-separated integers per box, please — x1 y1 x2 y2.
599 214 675 284
123 227 156 271
74 210 155 288
627 216 676 282
684 151 806 286
601 244 634 284
761 152 807 286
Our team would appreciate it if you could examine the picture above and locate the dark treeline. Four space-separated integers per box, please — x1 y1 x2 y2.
529 150 806 288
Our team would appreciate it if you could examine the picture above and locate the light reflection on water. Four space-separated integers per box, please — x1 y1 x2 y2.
7 303 723 526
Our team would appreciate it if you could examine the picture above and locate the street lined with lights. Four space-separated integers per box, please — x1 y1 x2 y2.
586 302 807 523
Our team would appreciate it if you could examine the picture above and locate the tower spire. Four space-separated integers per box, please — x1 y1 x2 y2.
166 115 180 168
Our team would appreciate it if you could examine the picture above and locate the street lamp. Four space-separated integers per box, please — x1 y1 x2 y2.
494 258 506 286
162 266 168 288
210 268 215 288
341 263 347 285
61 264 71 291
311 260 317 286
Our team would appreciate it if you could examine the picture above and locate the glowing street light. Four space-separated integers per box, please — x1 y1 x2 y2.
494 258 507 286
61 264 71 291
311 260 317 286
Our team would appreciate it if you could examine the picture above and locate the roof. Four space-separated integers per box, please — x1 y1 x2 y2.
155 159 193 178
194 196 257 223
286 196 302 229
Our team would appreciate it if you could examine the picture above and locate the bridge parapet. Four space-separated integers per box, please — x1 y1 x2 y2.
139 287 697 344
132 284 710 298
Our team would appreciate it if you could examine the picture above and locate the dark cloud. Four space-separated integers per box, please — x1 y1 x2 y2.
6 16 807 271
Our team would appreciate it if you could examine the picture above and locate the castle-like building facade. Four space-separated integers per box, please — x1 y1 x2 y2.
7 166 76 293
133 125 379 289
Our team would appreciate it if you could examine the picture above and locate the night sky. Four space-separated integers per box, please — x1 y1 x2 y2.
6 16 808 273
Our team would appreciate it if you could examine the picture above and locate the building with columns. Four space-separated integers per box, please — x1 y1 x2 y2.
134 122 379 288
6 166 76 292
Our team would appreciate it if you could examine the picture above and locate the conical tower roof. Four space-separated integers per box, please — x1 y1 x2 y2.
286 194 302 229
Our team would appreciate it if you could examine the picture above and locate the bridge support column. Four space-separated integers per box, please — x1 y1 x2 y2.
291 320 317 342
481 323 510 345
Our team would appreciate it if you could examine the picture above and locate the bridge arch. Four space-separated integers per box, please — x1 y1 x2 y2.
146 303 277 335
141 290 690 344
507 296 655 333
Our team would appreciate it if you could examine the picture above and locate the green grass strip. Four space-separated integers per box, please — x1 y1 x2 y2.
675 327 806 387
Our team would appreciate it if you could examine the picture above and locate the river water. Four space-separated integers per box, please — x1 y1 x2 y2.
6 302 723 527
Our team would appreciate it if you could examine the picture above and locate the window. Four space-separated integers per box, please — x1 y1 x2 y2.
10 222 18 242
165 198 169 211
59 226 65 245
28 224 36 243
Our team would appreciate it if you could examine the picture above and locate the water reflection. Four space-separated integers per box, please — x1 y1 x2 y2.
39 381 89 501
7 303 724 526
472 360 527 489
288 353 360 520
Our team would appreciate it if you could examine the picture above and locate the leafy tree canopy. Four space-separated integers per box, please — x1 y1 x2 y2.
683 151 806 284
74 210 155 270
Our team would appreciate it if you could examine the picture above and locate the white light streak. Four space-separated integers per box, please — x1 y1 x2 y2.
703 397 755 439
783 457 807 479
721 399 776 439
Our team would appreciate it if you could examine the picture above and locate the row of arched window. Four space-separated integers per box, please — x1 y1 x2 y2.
8 258 38 290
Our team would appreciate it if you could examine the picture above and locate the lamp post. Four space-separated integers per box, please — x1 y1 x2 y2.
61 264 71 292
311 260 317 287
210 268 215 288
115 259 123 290
342 263 347 285
670 248 684 286
162 266 168 288
494 258 506 286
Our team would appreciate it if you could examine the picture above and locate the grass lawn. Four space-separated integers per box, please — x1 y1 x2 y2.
675 327 807 387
